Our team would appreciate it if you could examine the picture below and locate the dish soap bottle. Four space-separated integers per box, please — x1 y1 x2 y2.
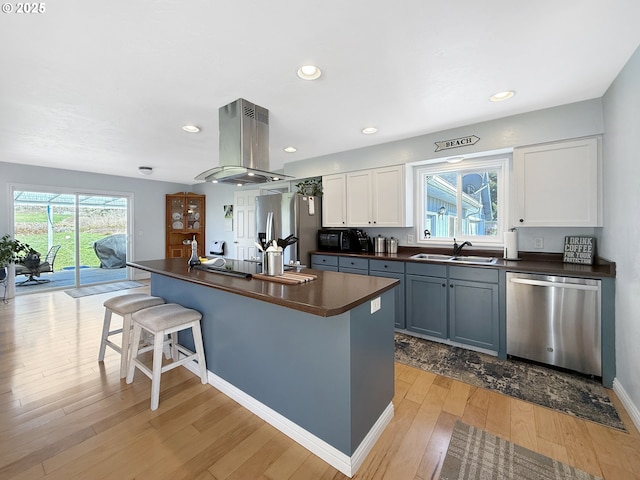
188 235 200 267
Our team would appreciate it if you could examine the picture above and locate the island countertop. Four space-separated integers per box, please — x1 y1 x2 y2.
127 258 399 317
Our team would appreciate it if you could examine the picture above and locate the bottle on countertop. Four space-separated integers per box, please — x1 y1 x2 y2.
188 235 200 267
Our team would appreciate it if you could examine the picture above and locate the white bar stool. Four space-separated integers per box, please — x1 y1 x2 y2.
98 293 166 378
125 303 208 411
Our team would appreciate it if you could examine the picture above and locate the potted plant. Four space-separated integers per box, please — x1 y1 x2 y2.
0 234 36 281
295 178 322 197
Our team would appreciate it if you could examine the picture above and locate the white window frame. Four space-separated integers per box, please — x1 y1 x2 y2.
414 155 510 248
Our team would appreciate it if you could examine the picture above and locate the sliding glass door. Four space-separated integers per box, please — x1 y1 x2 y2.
13 188 131 290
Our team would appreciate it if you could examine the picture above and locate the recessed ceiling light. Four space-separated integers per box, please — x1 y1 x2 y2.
284 146 297 153
446 157 464 164
297 65 322 80
182 125 201 133
138 166 153 175
490 90 515 102
362 127 378 135
211 179 218 184
272 177 280 181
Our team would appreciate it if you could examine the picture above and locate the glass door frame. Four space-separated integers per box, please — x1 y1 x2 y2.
10 183 134 290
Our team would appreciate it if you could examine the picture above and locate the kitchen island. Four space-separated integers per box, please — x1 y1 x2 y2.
127 258 399 477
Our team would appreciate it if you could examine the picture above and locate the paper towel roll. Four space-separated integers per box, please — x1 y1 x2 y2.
503 231 519 260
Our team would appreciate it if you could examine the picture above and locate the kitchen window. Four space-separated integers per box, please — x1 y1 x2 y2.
415 156 508 246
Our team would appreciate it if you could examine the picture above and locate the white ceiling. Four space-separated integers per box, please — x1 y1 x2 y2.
1 1 639 185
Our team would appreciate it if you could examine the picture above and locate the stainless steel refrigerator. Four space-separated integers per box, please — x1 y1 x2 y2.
255 193 321 266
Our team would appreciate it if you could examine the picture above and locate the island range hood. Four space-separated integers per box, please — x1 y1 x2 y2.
195 98 290 185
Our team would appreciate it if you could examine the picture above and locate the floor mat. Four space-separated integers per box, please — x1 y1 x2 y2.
440 420 603 479
64 281 145 298
395 333 625 431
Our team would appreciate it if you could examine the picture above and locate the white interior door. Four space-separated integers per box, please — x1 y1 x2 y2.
232 189 259 260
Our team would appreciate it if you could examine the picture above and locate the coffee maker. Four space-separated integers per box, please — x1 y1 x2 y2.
349 229 371 252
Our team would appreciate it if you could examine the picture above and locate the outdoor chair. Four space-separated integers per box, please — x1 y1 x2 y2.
15 245 61 285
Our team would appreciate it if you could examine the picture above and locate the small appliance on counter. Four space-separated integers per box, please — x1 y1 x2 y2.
349 229 371 252
209 240 225 256
317 228 371 252
317 229 353 252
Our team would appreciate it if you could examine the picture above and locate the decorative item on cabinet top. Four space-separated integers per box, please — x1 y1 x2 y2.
295 177 322 197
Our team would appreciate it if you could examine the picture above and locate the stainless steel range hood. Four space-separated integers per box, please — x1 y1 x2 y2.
195 98 290 185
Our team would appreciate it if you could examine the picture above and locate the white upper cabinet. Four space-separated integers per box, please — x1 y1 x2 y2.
321 173 347 227
345 170 373 226
323 165 412 228
513 137 602 227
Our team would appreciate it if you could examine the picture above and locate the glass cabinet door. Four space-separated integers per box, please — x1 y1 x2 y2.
186 198 202 230
170 197 185 231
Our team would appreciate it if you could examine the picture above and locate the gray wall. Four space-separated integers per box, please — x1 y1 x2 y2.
283 99 604 253
602 46 640 419
0 161 187 269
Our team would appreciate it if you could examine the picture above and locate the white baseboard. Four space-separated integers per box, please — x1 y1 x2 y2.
184 361 394 477
613 378 640 432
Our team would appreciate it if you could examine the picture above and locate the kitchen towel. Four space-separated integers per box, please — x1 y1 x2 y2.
504 230 519 259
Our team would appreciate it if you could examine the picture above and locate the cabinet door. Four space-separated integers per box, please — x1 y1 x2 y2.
449 279 499 351
513 137 602 227
372 270 405 329
405 274 447 338
345 170 372 226
321 174 347 227
372 165 408 227
311 254 339 272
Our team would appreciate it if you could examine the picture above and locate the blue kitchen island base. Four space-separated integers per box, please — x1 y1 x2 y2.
150 272 396 477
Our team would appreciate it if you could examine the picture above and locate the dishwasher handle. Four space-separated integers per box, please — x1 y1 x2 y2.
509 277 599 292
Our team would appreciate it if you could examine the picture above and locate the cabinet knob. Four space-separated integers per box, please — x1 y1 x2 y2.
449 284 454 288
519 218 524 223
441 283 446 287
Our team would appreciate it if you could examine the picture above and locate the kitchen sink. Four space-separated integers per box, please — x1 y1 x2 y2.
449 256 497 265
409 253 497 265
409 253 453 261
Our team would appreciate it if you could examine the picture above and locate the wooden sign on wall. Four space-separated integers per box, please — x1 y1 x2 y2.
563 236 596 265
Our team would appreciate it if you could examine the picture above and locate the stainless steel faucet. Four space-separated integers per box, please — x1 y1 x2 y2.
453 238 472 256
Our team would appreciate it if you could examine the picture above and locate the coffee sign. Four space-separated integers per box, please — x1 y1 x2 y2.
563 236 596 265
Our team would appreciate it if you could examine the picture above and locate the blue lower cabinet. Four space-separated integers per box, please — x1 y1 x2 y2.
405 274 448 338
338 256 369 275
311 254 339 272
370 260 405 329
449 279 499 351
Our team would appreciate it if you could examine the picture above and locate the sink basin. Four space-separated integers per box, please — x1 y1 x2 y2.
449 256 497 265
409 253 497 265
409 253 454 261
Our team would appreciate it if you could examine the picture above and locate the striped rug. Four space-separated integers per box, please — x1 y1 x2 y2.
440 421 602 480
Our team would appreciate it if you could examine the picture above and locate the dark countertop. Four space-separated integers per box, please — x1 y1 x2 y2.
311 247 616 278
127 258 399 317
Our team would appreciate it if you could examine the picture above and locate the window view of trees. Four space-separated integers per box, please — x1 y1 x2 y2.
418 158 505 242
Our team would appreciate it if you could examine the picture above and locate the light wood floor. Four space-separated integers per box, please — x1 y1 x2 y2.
1 284 638 480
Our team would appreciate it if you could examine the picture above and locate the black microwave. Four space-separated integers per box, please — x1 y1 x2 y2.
317 229 370 252
317 229 352 252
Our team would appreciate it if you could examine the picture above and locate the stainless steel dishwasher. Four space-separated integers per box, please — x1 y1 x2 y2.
506 272 601 376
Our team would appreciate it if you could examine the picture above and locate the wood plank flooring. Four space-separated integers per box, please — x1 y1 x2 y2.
1 284 638 479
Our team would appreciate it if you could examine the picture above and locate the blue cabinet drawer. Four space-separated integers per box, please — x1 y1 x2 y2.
370 259 405 274
406 262 447 278
449 265 499 283
311 254 338 267
338 256 369 271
